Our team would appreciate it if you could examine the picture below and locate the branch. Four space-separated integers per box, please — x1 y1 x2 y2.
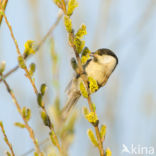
69 29 105 156
0 4 62 153
0 0 8 25
0 121 15 156
0 10 63 83
0 74 42 155
58 0 105 155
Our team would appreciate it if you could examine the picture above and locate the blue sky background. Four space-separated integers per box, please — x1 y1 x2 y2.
0 0 156 156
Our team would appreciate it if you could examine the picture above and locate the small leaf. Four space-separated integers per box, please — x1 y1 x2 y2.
87 129 98 147
14 122 25 128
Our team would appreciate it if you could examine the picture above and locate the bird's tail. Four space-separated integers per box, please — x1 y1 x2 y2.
61 78 81 119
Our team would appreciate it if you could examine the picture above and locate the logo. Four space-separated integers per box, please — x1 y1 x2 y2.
122 144 155 155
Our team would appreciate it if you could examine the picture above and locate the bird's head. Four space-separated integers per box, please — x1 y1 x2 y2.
90 48 118 68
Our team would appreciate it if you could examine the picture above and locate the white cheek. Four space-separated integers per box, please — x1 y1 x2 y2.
101 56 115 64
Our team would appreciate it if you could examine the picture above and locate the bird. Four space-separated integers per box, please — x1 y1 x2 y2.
62 48 118 117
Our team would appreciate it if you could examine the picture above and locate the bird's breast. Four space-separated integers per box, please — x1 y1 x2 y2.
85 62 108 86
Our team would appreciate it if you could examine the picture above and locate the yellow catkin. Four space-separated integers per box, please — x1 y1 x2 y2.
81 47 91 64
64 15 72 33
74 37 85 54
105 148 112 156
85 112 98 124
75 24 87 39
88 77 98 93
24 40 35 55
67 0 79 16
87 129 98 147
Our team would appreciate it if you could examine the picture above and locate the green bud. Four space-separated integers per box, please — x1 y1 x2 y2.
81 47 91 56
71 57 78 71
41 111 50 127
0 61 6 74
34 152 39 156
49 131 57 146
22 106 31 121
14 122 25 128
29 63 36 76
0 10 4 15
0 121 4 132
6 152 11 156
37 93 44 108
18 56 26 69
40 83 47 96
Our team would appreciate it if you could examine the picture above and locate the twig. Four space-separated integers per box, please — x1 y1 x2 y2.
0 4 62 153
0 10 63 83
0 0 8 25
70 33 104 156
21 138 49 156
61 1 105 155
35 10 63 51
0 121 15 156
0 75 42 155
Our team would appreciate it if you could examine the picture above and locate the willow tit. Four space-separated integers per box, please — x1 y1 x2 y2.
62 48 118 116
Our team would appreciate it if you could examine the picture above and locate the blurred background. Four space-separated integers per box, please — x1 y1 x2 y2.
0 0 156 156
